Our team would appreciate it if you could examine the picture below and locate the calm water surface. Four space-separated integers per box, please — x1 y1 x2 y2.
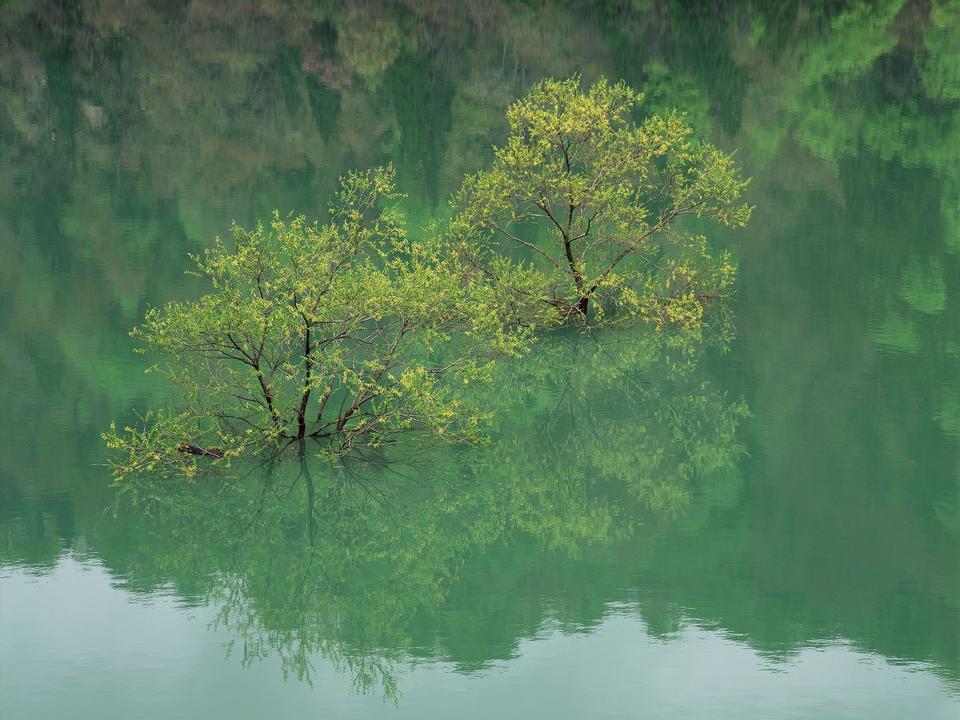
1 2 959 718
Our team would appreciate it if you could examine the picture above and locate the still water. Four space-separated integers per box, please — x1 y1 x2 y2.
1 1 958 718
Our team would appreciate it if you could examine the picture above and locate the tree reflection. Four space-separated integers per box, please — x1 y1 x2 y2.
105 327 745 696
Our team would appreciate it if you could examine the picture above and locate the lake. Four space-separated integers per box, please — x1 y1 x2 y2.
1 1 958 718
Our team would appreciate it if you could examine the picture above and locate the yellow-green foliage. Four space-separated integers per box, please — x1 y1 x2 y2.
450 75 751 327
104 78 755 480
104 166 530 479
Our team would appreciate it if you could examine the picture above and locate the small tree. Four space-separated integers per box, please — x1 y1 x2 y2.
450 75 752 326
104 166 527 479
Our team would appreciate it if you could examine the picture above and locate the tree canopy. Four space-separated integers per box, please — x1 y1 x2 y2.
450 76 751 326
103 76 750 478
103 166 528 479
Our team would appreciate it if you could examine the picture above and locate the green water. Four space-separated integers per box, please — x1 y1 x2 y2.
2 1 959 717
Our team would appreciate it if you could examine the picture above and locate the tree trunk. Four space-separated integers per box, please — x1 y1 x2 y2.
297 327 312 439
561 233 589 322
576 295 589 319
177 442 224 458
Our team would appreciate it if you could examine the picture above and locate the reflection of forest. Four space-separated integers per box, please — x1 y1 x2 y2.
1 0 958 695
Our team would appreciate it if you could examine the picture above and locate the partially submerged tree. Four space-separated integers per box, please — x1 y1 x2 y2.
103 79 754 480
450 75 752 326
103 166 528 480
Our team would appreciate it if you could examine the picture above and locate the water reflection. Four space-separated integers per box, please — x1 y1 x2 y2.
98 329 744 695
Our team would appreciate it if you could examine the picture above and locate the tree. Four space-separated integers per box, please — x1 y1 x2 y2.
103 166 528 480
449 75 751 326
